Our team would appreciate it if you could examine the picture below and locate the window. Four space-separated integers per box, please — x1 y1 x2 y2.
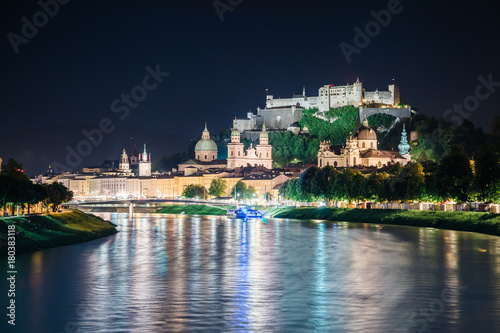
213 155 215 159
231 151 233 156
204 155 207 160
371 142 374 148
334 161 338 167
353 157 356 165
362 142 366 148
197 154 200 159
320 159 322 167
378 161 382 167
238 151 240 156
266 153 269 157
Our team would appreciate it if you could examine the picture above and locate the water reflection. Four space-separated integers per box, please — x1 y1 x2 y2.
2 214 500 332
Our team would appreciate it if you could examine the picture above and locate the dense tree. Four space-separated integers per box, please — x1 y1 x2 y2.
246 186 257 200
311 165 339 203
387 162 425 202
434 145 473 203
182 184 207 199
233 181 257 201
0 159 40 214
472 146 500 203
367 114 397 132
208 177 227 198
270 131 319 167
43 182 74 212
334 168 364 203
280 178 299 202
405 115 487 163
296 166 319 202
363 172 388 203
300 106 358 145
233 181 247 199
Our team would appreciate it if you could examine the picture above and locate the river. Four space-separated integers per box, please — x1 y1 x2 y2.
2 213 500 332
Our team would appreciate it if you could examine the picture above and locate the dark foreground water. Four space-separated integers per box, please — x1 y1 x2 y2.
2 213 500 332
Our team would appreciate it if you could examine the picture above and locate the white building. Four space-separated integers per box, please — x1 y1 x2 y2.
265 79 400 112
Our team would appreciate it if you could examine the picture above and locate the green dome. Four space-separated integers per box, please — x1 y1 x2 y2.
195 138 218 152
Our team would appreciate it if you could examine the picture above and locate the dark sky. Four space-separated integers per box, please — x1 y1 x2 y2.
1 0 500 173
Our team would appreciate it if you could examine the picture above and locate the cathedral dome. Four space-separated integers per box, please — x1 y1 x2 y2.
195 139 218 152
355 118 377 141
195 123 218 152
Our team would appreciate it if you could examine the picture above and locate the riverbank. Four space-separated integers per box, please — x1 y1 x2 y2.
0 210 118 256
157 205 228 215
266 207 500 237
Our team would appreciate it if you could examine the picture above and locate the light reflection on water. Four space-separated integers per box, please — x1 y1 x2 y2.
2 213 500 332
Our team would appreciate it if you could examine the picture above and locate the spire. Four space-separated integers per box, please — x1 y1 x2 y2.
131 144 138 157
121 148 128 162
398 124 410 156
202 123 210 139
303 86 306 97
362 114 369 127
356 77 360 83
142 144 148 161
260 120 268 139
231 117 241 142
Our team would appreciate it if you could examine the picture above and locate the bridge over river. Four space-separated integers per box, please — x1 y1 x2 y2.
66 199 231 214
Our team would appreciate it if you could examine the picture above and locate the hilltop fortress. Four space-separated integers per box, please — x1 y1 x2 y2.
235 78 411 135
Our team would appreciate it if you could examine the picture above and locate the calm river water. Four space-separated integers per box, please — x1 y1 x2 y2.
2 213 500 332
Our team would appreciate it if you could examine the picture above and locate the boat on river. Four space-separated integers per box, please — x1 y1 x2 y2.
234 206 263 219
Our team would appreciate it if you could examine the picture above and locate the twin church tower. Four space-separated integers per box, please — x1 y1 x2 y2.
119 144 151 176
193 121 272 170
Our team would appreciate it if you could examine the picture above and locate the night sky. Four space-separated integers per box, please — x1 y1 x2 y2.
1 0 499 174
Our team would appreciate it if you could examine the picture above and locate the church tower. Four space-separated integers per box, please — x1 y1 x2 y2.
345 136 360 167
138 144 151 177
227 119 245 169
255 121 273 169
398 124 411 160
119 149 130 173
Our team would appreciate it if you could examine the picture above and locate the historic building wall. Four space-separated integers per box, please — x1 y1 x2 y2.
358 106 411 122
257 106 303 130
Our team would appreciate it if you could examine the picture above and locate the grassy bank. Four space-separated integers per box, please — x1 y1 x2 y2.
266 207 500 237
0 210 117 256
157 205 228 216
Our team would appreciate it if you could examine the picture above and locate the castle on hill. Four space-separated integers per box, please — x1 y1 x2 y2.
178 122 272 174
265 78 399 112
234 78 410 136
